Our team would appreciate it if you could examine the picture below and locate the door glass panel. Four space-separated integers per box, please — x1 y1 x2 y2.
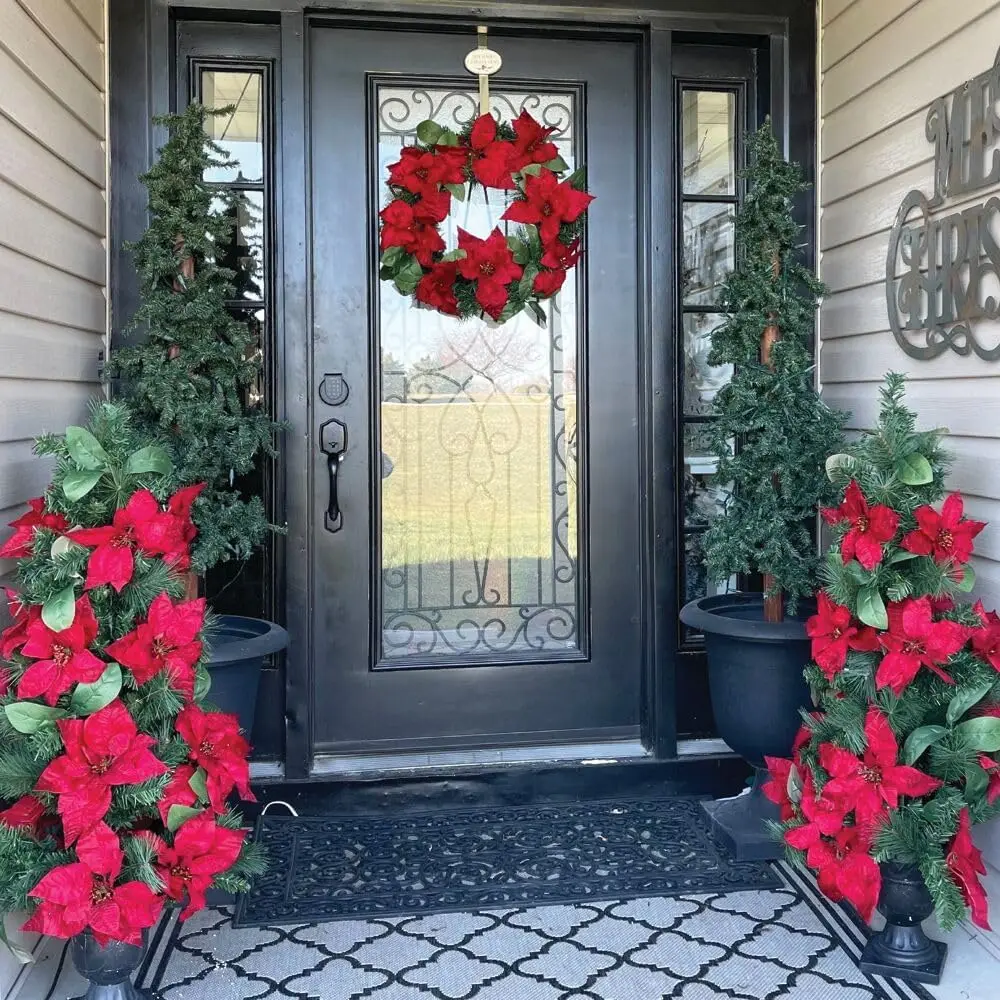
681 90 736 196
682 313 732 416
200 69 265 184
376 84 582 663
682 201 733 305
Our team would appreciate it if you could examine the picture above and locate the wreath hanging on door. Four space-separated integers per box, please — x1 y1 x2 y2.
378 111 594 325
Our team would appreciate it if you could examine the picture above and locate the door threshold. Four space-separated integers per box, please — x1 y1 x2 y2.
309 739 651 779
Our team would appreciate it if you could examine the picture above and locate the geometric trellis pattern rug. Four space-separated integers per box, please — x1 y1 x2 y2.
128 863 935 1000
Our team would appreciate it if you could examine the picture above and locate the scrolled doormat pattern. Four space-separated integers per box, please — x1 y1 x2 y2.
233 796 781 926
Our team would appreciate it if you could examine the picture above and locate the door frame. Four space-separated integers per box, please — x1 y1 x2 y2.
108 0 816 780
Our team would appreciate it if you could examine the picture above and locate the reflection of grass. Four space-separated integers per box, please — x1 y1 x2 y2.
381 396 578 577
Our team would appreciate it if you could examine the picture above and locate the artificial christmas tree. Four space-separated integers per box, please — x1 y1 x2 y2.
766 374 1000 983
0 403 263 994
680 119 845 859
108 104 287 732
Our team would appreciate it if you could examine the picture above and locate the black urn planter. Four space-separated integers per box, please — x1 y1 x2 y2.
71 929 149 1000
205 616 288 736
860 863 947 985
679 592 814 862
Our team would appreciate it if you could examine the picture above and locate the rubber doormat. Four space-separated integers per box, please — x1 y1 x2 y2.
233 796 781 926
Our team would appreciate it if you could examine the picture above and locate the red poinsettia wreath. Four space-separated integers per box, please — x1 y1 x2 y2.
379 111 594 324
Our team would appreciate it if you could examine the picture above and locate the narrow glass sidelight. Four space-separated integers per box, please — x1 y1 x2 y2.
375 84 583 664
200 70 265 184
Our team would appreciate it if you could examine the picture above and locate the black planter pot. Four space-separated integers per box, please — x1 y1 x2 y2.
860 863 947 985
679 593 814 861
71 929 149 1000
205 616 288 736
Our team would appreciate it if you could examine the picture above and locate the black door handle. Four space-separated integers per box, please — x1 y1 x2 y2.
319 419 347 533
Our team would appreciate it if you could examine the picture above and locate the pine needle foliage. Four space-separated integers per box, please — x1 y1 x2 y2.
107 103 283 573
704 120 845 612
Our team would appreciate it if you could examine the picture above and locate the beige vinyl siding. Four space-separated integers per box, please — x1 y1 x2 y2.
818 0 1000 867
0 0 106 584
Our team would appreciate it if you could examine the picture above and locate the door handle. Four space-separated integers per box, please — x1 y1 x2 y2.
319 419 348 533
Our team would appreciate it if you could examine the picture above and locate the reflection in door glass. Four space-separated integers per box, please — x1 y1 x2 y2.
376 85 581 662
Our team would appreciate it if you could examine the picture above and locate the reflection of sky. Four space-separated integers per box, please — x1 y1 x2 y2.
377 96 578 382
205 140 263 184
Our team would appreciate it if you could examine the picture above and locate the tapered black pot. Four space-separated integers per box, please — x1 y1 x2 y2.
205 616 288 736
860 863 947 984
71 930 149 1000
680 593 814 861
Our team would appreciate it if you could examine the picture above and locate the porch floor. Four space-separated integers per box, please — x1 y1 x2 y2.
12 863 953 1000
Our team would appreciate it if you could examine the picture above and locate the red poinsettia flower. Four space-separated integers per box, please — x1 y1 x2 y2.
901 494 985 565
379 199 447 267
876 596 969 694
0 795 47 835
809 826 882 923
763 757 801 822
388 145 467 194
106 593 204 700
0 498 69 560
23 822 163 946
971 600 1000 672
806 592 880 680
821 480 899 570
978 755 1000 805
71 490 176 592
502 169 595 246
159 483 205 570
1 590 40 659
541 238 581 271
468 115 517 189
176 705 254 811
157 764 200 827
947 808 991 930
150 813 245 920
17 595 104 706
456 228 523 320
509 110 560 170
37 700 167 844
820 707 943 826
533 269 567 297
415 260 460 315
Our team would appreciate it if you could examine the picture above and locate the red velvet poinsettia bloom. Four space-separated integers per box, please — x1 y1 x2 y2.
978 755 1000 805
901 493 985 565
806 592 880 680
157 483 205 570
150 813 245 920
947 808 991 930
533 269 567 297
23 822 163 946
502 169 595 246
0 795 47 835
509 110 559 170
456 228 523 320
415 260 460 315
176 705 254 811
379 199 447 267
876 596 969 694
106 593 204 699
71 489 176 592
17 595 104 706
388 145 467 194
37 700 167 844
157 763 200 827
468 115 517 189
0 498 69 559
970 600 1000 673
809 826 882 923
763 757 801 822
820 707 943 826
783 770 847 849
541 238 581 271
1 590 40 659
821 480 899 570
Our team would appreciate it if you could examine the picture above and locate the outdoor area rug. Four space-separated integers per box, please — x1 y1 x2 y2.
232 797 782 927
123 862 935 1000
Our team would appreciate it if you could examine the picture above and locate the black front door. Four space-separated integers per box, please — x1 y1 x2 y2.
305 24 643 757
